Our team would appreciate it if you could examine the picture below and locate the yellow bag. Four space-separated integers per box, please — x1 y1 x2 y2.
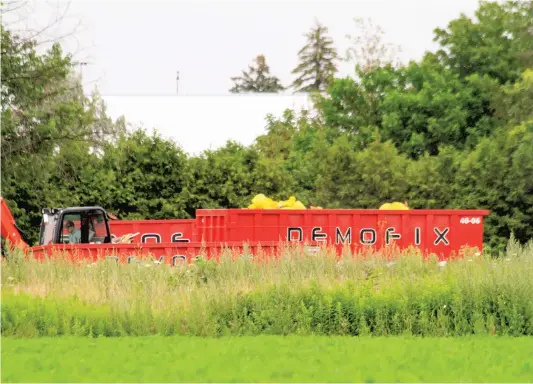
379 201 409 210
390 201 409 210
252 194 267 208
248 194 309 210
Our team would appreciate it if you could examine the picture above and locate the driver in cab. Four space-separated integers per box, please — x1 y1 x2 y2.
66 220 96 244
65 220 81 244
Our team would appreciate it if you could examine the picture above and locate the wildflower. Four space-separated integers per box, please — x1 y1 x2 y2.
438 261 447 267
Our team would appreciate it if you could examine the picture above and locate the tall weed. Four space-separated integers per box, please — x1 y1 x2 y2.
2 240 533 337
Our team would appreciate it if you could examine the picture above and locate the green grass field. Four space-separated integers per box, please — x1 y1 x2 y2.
3 335 533 383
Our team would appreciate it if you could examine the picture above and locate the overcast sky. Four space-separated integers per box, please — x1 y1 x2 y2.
4 0 482 155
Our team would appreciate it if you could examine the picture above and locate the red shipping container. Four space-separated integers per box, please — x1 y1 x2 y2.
196 209 490 259
109 219 197 244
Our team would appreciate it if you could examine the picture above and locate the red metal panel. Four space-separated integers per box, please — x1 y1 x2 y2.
196 210 228 243
195 209 490 258
109 219 197 243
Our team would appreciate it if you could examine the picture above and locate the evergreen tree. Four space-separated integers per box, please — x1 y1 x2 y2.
291 19 339 93
229 55 284 93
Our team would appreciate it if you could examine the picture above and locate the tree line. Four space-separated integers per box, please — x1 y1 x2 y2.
1 1 532 252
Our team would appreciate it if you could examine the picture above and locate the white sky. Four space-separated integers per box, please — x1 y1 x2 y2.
4 0 481 155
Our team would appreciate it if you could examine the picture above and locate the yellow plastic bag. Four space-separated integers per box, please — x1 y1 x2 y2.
390 201 409 210
252 194 268 208
248 194 308 210
279 196 296 208
379 201 409 210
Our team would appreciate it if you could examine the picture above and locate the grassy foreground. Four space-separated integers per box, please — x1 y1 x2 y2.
2 239 533 337
2 335 533 383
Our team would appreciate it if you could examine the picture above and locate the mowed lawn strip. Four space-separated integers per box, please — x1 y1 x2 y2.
2 335 533 383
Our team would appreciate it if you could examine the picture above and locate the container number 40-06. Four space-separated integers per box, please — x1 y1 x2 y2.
460 217 481 224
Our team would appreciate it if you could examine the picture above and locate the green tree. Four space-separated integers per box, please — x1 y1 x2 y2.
1 28 85 164
47 141 114 208
492 68 533 126
379 57 500 158
452 68 533 249
405 146 463 209
229 55 284 93
315 55 501 159
0 154 57 245
454 124 533 250
254 108 342 205
313 65 399 150
433 0 533 84
100 129 192 220
188 141 294 210
0 28 119 166
291 19 339 93
0 25 121 243
315 137 410 208
254 109 300 160
281 119 333 206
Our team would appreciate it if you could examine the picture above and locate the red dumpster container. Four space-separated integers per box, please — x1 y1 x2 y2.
195 209 490 259
109 219 197 243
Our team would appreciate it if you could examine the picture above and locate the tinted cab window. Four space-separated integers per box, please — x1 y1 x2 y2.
59 210 110 244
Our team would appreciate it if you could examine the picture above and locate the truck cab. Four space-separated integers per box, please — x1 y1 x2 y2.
39 206 112 246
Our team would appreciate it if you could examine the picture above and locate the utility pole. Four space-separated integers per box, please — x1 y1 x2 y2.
176 70 180 94
79 62 88 80
79 62 88 107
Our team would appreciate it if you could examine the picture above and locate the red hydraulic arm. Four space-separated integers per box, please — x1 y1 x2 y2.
0 197 29 251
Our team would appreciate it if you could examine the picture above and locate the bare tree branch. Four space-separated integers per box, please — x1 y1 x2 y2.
2 0 89 62
2 0 30 14
345 17 403 75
